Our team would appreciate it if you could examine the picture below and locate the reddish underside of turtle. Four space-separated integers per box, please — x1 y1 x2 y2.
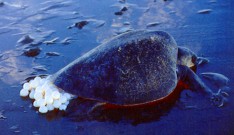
75 65 197 113
76 80 190 112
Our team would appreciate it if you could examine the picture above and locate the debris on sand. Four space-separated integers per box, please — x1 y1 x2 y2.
121 7 128 12
72 21 89 29
0 110 6 120
9 125 18 130
209 0 217 3
123 22 130 25
17 35 34 45
0 1 4 7
115 27 133 35
43 37 59 45
118 0 125 3
9 125 21 133
94 20 105 28
114 6 128 16
114 11 123 15
146 22 161 28
32 131 40 135
23 47 41 57
60 37 72 45
68 19 105 29
197 9 212 14
46 52 60 56
33 66 47 72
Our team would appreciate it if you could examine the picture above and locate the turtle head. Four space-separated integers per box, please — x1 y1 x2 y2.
177 46 197 68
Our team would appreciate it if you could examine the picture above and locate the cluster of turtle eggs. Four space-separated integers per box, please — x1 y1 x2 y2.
20 76 73 114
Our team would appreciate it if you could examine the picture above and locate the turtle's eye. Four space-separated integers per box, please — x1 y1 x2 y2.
191 55 197 64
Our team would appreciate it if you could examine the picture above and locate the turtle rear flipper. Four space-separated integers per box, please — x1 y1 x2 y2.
88 102 107 116
88 102 126 122
88 102 125 115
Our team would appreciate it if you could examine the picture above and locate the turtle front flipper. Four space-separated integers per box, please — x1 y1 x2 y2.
210 89 229 107
177 65 229 107
201 72 229 89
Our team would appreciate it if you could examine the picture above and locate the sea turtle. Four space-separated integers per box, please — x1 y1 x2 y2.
47 30 226 112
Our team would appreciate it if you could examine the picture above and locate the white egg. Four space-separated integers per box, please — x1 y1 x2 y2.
45 96 53 104
30 80 39 88
45 90 52 98
43 83 51 90
34 79 40 87
34 92 43 100
37 99 46 107
39 78 46 85
20 89 29 97
45 86 53 93
59 95 67 103
63 93 71 100
64 101 69 106
35 86 43 93
48 85 57 92
34 76 41 82
52 91 60 99
59 104 67 111
46 104 54 111
39 106 48 113
20 76 72 113
29 89 35 99
33 101 40 107
23 83 30 90
53 100 61 108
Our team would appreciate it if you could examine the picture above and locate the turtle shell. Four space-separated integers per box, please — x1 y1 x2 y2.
51 30 178 105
